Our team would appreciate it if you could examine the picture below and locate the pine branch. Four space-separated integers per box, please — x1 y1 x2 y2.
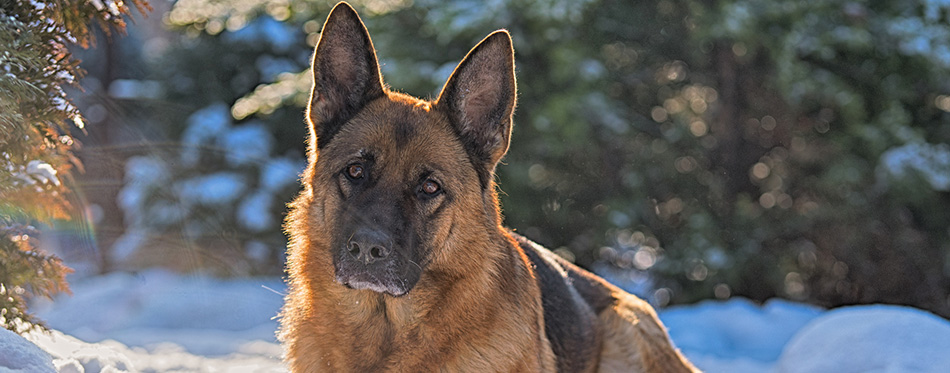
0 0 150 333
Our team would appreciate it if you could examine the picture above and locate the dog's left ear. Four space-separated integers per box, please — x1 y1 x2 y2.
308 2 385 149
436 30 517 174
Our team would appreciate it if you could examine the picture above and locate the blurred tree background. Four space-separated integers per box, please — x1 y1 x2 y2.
1 0 148 332
61 0 950 316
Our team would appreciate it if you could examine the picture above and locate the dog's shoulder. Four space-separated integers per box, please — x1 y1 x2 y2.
511 232 701 373
511 231 609 372
511 231 619 310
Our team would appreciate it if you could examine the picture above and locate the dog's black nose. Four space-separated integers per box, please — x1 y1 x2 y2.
347 228 391 264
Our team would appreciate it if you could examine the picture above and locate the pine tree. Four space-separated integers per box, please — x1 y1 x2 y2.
0 0 149 333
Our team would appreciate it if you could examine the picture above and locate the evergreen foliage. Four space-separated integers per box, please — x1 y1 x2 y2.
0 0 148 333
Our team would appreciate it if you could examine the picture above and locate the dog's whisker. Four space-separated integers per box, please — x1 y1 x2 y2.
407 258 423 273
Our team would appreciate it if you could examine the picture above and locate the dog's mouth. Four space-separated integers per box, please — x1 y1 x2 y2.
334 270 412 297
333 250 421 297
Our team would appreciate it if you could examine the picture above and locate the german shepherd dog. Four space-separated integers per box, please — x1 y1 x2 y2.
280 2 699 372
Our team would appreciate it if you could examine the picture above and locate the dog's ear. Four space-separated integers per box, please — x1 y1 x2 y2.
436 30 516 175
308 2 385 149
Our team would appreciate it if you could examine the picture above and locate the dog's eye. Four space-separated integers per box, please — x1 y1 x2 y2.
420 179 441 196
345 164 365 180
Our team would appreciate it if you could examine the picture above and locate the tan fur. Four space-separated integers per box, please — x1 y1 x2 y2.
597 293 701 373
281 2 699 372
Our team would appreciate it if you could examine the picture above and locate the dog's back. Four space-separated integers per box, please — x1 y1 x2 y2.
514 233 699 372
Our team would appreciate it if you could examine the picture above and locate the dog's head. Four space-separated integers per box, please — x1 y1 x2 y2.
296 2 516 297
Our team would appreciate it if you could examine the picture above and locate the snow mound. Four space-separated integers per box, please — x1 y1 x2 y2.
661 298 822 363
29 331 134 373
26 328 284 373
30 270 285 357
776 305 950 373
0 328 55 373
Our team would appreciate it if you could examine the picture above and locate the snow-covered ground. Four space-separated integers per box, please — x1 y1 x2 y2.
4 269 950 372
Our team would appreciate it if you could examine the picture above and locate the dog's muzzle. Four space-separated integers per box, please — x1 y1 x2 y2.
333 227 419 296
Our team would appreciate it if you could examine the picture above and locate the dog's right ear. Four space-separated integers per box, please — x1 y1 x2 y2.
307 2 385 149
435 31 516 187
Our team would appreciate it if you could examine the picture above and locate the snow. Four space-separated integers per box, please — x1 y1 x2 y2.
108 79 163 100
27 330 281 373
175 172 247 206
25 160 60 186
23 270 285 372
663 298 823 364
260 158 303 192
0 328 55 373
879 142 950 191
118 156 170 220
255 56 298 83
776 305 950 373
238 190 275 231
109 228 147 263
4 270 949 372
13 160 62 187
181 103 232 167
30 270 284 357
217 122 274 167
225 17 297 52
